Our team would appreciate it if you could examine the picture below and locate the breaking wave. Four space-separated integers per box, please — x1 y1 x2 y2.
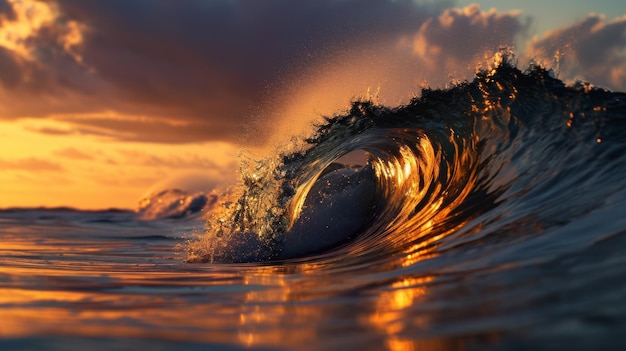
187 54 626 267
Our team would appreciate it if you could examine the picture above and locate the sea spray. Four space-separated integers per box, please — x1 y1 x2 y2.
186 155 286 262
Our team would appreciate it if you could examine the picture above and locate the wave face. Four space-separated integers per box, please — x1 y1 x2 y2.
188 56 626 266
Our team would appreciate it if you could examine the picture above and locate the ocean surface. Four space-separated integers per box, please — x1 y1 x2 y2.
2 59 626 350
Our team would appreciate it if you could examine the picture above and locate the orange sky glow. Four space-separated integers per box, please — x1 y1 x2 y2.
1 0 624 210
0 118 238 209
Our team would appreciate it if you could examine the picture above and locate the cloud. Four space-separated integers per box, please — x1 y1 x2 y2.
406 4 529 72
0 48 23 90
116 149 224 170
0 0 448 144
0 0 86 88
63 116 241 144
0 0 70 61
27 114 240 143
2 0 621 149
270 4 531 138
54 147 94 160
528 14 626 91
27 126 75 136
0 0 17 22
0 157 64 171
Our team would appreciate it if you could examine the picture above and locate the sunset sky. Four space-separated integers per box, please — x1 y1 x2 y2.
1 0 624 210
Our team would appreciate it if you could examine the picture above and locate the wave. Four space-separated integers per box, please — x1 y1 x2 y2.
187 53 626 264
137 189 217 220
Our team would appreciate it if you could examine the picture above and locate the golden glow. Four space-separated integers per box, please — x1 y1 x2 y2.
366 276 434 351
0 119 238 209
0 0 55 59
266 34 459 154
61 19 86 63
0 224 463 349
234 267 322 347
0 0 84 62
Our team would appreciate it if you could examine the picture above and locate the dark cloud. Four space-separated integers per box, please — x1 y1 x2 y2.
0 47 22 89
410 4 529 69
0 0 449 143
0 0 16 23
0 157 65 172
4 1 620 146
528 14 626 91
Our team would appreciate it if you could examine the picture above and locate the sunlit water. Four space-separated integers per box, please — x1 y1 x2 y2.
2 59 626 350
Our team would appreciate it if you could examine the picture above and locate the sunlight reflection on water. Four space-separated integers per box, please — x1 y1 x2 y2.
0 210 492 350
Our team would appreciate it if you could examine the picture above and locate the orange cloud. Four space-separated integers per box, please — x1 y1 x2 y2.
52 114 242 144
0 157 64 171
116 149 228 170
0 0 83 62
53 147 94 160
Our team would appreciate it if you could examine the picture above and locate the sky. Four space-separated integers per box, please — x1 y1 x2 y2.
0 0 625 210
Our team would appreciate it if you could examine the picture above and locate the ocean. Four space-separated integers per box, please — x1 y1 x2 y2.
2 59 626 350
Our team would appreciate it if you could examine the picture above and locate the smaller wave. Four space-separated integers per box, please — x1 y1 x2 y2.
136 189 217 220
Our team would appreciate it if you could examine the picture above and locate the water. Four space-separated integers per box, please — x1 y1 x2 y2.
2 59 626 350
